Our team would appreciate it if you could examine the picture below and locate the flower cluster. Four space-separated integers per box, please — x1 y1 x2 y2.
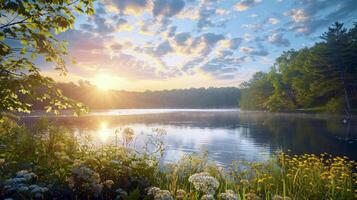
176 189 187 200
201 194 215 200
69 164 103 197
245 192 262 200
116 188 128 199
3 170 48 199
219 190 238 200
188 172 219 194
147 187 173 200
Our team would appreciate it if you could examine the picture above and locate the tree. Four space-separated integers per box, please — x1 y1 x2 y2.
315 22 357 114
0 0 94 115
239 72 274 110
239 22 357 113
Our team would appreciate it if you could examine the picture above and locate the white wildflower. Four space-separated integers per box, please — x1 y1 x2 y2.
147 187 161 196
245 193 262 200
188 172 219 194
70 164 102 196
240 179 249 185
201 194 215 200
154 190 173 200
29 185 48 194
116 188 128 197
103 180 114 189
220 190 237 200
176 189 187 200
17 186 29 192
16 170 29 177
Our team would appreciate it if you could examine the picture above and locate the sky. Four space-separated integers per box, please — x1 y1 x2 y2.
43 0 357 91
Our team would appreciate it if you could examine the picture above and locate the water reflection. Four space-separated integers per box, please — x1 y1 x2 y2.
21 110 357 166
98 121 110 142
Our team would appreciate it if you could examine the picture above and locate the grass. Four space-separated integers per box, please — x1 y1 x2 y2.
0 117 356 200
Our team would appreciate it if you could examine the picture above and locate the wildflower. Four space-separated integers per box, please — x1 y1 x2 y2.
201 194 215 200
240 179 249 185
17 185 29 192
176 189 187 200
116 188 128 198
70 164 102 196
272 195 291 200
220 190 237 200
188 172 219 194
148 187 161 196
0 158 5 165
29 184 48 194
154 190 173 200
103 180 114 189
245 193 262 200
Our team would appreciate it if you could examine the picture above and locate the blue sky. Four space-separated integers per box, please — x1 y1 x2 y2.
46 0 357 91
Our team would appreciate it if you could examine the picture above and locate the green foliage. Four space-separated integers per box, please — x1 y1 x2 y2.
324 97 345 113
240 22 357 113
239 72 274 110
0 0 94 115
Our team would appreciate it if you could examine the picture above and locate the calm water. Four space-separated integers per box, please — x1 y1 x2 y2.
21 109 357 166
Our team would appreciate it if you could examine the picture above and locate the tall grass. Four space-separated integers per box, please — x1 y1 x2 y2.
0 117 356 199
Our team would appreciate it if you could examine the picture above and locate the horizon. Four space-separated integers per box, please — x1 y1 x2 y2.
39 0 357 91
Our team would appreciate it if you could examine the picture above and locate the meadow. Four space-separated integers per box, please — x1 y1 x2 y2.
0 117 356 200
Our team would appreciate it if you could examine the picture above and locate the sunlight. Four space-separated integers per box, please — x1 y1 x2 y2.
94 73 117 91
98 121 110 142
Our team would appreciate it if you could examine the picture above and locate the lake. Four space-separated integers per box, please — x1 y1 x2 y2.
20 109 357 166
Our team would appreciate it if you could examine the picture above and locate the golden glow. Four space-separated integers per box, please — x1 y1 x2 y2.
98 121 110 142
94 73 117 91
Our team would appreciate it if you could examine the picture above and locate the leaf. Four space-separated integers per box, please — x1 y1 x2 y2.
125 188 140 200
45 106 52 113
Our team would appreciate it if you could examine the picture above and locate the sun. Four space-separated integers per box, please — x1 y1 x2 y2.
94 73 117 91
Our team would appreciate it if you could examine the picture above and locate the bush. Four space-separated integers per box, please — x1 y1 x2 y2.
324 97 345 113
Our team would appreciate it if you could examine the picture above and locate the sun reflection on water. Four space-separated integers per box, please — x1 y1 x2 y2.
99 121 111 142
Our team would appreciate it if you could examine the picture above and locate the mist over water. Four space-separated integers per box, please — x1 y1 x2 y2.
21 109 357 166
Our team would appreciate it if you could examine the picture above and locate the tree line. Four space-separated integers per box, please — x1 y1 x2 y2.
33 82 241 109
240 22 357 114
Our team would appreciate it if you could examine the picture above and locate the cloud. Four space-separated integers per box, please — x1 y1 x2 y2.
153 0 185 17
284 9 309 23
46 0 357 89
199 55 247 80
116 19 133 31
240 46 268 56
235 0 261 11
241 23 263 31
268 33 290 47
103 0 150 15
197 8 215 30
268 18 280 25
153 41 173 56
174 32 191 46
229 38 243 50
283 0 357 35
58 30 165 80
202 33 225 46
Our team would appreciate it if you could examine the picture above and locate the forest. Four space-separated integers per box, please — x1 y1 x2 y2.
240 22 357 114
45 83 241 109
